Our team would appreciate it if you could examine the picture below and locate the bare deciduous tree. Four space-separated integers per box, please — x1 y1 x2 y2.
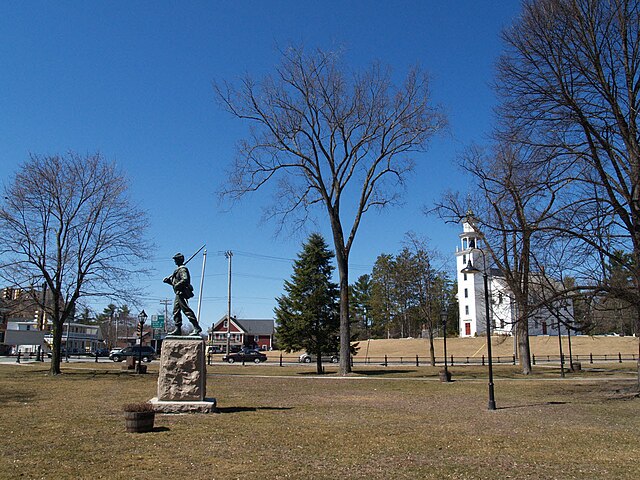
497 0 640 384
435 141 567 374
215 47 445 374
0 152 151 375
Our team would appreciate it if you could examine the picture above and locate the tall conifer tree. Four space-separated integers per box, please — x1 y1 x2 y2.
275 233 340 374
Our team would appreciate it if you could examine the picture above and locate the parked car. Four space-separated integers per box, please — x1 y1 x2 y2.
94 348 110 357
207 345 242 355
222 349 267 364
298 352 339 364
110 346 156 363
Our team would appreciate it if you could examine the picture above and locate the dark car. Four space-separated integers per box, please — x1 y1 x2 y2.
222 349 267 364
110 345 156 363
298 352 339 364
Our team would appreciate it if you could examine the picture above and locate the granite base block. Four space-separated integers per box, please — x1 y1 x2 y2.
150 397 218 414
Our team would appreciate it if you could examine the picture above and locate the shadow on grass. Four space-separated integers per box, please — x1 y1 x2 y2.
498 401 568 410
216 406 293 414
151 426 171 432
0 390 36 404
352 369 418 376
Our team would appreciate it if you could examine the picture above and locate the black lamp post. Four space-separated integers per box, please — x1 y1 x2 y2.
461 253 496 410
440 307 452 382
137 310 147 372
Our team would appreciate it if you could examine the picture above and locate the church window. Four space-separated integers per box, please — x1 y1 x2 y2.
465 305 469 315
464 288 468 298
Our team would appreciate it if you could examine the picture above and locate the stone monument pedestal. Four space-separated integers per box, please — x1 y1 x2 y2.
150 336 217 413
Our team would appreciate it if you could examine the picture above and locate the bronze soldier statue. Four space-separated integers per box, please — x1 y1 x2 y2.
163 252 202 336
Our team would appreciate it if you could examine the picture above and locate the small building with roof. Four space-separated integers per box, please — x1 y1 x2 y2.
207 315 275 351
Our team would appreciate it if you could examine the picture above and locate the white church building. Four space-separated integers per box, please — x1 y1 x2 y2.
456 217 573 338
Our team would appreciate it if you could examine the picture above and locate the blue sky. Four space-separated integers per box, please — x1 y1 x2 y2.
0 1 523 328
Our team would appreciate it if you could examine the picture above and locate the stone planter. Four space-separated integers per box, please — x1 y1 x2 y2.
439 369 452 382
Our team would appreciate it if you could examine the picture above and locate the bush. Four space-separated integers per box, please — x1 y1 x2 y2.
122 402 154 413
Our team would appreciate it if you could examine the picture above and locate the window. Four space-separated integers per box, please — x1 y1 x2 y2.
464 288 468 298
463 238 468 249
223 320 228 328
469 239 475 248
465 305 469 315
462 254 466 264
463 273 467 281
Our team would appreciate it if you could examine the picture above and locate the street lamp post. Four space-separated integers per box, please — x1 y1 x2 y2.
137 310 147 373
461 252 497 410
440 308 452 382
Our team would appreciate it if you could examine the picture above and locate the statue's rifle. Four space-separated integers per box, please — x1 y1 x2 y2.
184 244 206 265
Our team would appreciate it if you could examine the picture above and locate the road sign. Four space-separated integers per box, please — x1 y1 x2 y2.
151 314 165 329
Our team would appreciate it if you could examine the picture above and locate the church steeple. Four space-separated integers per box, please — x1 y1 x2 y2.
456 213 483 337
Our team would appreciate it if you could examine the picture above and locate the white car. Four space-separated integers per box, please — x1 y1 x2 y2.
298 352 339 363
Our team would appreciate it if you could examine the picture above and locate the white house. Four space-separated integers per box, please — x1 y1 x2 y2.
456 216 573 338
5 319 104 354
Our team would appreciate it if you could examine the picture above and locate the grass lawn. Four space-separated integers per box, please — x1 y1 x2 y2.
1 362 639 479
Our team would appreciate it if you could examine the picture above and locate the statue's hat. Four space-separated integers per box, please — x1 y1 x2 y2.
173 252 184 260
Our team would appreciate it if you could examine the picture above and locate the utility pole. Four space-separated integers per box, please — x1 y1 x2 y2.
197 249 207 323
225 250 233 354
160 299 171 333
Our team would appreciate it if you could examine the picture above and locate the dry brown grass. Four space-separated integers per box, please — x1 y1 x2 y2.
351 335 639 358
1 361 639 479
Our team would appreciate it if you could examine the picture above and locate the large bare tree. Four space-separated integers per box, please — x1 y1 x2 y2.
215 47 445 374
435 140 568 374
497 0 640 383
0 152 150 374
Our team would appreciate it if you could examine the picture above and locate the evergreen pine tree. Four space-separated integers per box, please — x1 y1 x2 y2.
275 233 340 374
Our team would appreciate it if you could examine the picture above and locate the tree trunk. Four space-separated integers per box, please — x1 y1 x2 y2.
337 259 351 375
516 312 532 375
428 326 436 367
49 319 63 375
329 214 352 375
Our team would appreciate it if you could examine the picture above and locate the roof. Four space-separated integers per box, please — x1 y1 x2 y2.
235 319 274 336
211 316 274 336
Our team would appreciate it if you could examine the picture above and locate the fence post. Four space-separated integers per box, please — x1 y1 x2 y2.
482 355 485 366
532 354 536 365
590 353 593 364
450 354 453 366
512 354 516 365
95 351 99 363
466 356 469 364
279 352 283 367
16 352 21 363
619 352 622 363
350 355 354 367
416 355 419 367
384 355 388 367
207 353 211 366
